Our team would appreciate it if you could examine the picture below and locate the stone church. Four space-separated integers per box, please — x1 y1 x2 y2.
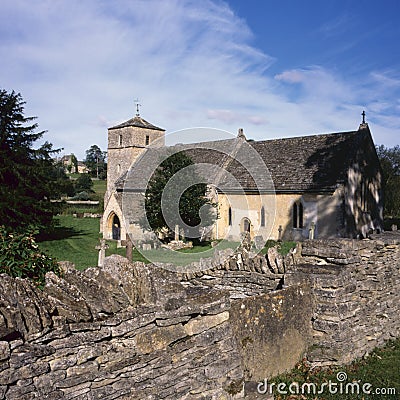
102 111 383 244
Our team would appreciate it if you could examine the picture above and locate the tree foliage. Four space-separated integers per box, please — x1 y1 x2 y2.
0 226 60 286
85 144 107 179
74 173 94 193
376 144 400 217
0 89 67 231
144 151 216 239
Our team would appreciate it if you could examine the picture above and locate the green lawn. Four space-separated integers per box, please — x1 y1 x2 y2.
37 214 297 269
271 338 400 399
37 216 103 270
37 215 147 270
36 216 240 269
139 240 240 267
92 179 107 199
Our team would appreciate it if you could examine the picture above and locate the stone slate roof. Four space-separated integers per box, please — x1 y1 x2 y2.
116 138 238 191
185 127 373 193
116 126 375 194
109 116 165 131
249 128 370 192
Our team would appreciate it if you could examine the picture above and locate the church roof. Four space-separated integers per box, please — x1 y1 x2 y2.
248 128 373 192
184 126 376 193
116 125 378 194
109 116 165 131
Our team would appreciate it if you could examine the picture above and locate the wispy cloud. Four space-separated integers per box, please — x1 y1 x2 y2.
318 14 351 37
370 71 400 88
0 0 398 158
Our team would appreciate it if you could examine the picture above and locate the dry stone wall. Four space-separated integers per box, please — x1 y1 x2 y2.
286 233 400 366
178 248 286 299
0 257 244 399
0 233 399 399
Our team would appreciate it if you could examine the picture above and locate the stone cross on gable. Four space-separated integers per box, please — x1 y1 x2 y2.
96 239 109 267
362 110 366 124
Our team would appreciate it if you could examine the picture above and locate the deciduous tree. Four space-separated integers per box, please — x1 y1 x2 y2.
143 151 216 239
376 144 400 217
85 144 107 179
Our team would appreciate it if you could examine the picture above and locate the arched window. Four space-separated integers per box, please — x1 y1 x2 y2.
293 201 304 229
299 203 304 228
228 207 232 226
118 134 122 146
260 206 265 227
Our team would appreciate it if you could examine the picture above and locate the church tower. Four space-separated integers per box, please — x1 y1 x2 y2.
103 107 165 241
106 112 165 193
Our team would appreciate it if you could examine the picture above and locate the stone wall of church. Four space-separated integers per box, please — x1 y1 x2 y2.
216 191 342 242
106 146 144 193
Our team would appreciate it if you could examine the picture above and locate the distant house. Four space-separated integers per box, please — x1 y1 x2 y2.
59 154 88 174
77 161 89 174
102 113 383 242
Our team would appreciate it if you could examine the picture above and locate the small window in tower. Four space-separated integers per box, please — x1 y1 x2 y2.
117 164 121 173
228 207 232 226
118 135 122 146
145 135 150 146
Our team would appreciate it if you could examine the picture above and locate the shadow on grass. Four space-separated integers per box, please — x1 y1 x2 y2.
36 223 86 242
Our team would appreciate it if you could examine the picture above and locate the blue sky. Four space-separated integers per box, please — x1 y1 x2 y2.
1 0 399 159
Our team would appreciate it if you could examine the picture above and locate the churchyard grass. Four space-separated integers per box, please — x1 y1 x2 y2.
260 240 297 256
92 178 107 199
270 338 400 400
38 215 149 269
37 216 239 268
37 215 103 269
38 215 297 269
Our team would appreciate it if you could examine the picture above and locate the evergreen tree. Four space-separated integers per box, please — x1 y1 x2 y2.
74 173 94 193
144 151 216 239
0 89 62 230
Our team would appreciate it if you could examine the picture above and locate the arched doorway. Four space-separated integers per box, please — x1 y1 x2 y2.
112 214 121 240
107 212 121 240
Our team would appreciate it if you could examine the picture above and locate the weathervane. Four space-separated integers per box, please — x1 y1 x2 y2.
134 98 141 117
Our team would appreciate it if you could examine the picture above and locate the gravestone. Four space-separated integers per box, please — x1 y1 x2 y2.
120 238 133 262
96 239 109 267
